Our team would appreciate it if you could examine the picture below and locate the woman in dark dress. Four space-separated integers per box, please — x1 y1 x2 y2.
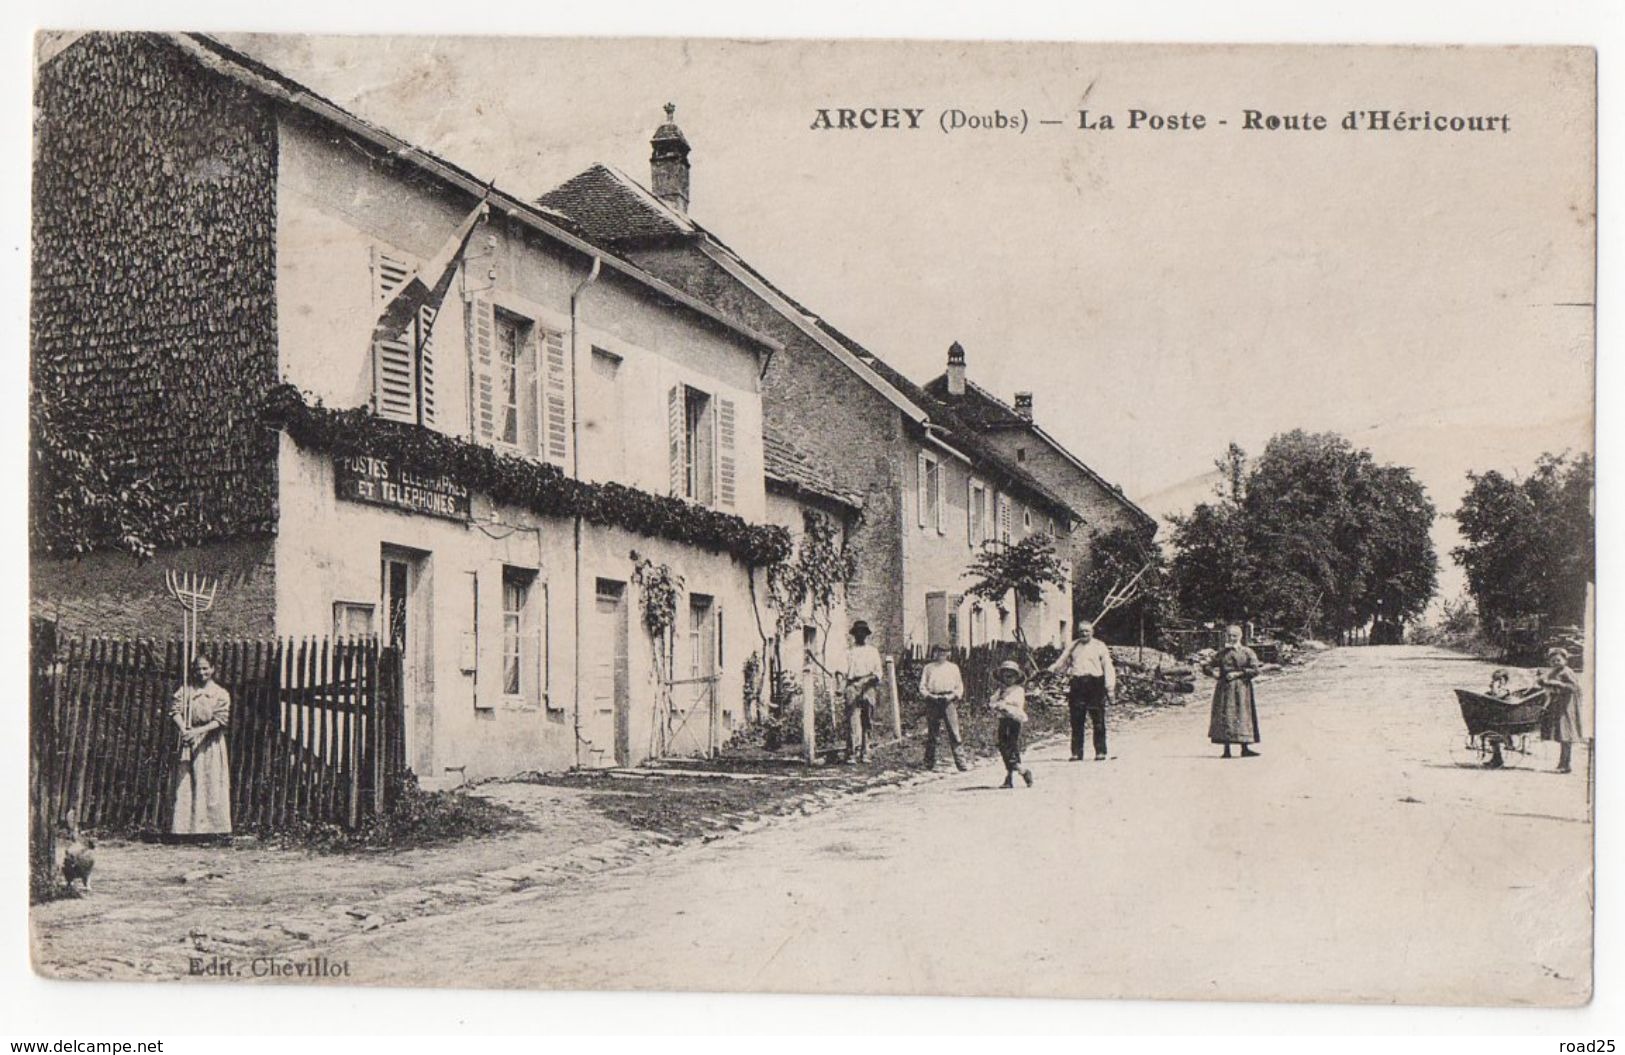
1538 647 1584 774
1205 625 1261 759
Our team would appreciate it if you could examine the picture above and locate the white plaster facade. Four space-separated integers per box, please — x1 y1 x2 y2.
271 117 775 783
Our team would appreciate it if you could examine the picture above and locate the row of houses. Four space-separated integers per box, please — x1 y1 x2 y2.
30 33 1153 784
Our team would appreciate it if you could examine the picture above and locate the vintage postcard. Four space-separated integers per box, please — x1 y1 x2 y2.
28 33 1595 1007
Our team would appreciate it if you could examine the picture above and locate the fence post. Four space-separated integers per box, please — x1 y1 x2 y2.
884 656 902 740
801 666 816 765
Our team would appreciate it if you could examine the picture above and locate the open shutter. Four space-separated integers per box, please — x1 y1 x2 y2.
668 385 687 497
998 493 1012 542
418 304 438 426
542 328 569 465
717 396 737 508
935 466 945 534
372 248 416 421
467 295 496 443
917 452 929 527
967 480 977 547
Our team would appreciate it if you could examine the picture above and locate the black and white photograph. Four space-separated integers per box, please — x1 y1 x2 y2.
15 9 1611 1038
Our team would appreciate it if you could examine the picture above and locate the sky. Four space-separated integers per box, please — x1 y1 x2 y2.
220 34 1596 605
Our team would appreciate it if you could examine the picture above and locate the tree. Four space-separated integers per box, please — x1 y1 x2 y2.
963 533 1069 644
1167 445 1254 623
1453 452 1593 631
1168 432 1438 638
1075 524 1173 642
766 510 856 668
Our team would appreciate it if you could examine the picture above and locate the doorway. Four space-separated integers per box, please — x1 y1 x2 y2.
590 578 630 767
381 546 432 776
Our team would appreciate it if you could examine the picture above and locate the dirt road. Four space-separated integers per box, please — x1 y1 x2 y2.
300 645 1591 1005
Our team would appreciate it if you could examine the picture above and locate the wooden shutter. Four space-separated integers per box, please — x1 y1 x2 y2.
717 396 737 508
967 481 978 547
934 464 944 534
372 248 416 421
467 295 497 443
668 385 687 497
542 328 569 465
998 493 1012 542
917 452 929 527
418 304 438 426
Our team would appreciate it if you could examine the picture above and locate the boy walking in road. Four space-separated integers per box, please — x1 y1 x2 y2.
991 660 1035 789
918 644 968 771
1048 621 1117 760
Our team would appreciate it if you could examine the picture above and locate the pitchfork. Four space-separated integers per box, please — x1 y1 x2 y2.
164 571 218 760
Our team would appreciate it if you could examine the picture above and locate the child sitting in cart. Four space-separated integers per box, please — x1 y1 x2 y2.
1482 669 1513 768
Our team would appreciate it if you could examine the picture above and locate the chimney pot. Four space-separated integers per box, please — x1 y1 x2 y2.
1014 392 1034 420
946 341 966 396
650 102 691 214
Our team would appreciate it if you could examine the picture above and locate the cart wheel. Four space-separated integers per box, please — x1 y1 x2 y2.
1450 734 1488 768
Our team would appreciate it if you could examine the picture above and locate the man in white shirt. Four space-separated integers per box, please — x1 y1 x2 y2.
844 620 885 763
1047 621 1117 760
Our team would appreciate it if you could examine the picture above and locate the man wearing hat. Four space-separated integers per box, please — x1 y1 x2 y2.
844 620 884 763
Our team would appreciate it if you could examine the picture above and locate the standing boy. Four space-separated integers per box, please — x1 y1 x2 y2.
1048 621 1117 760
918 643 968 771
990 660 1035 789
844 620 884 763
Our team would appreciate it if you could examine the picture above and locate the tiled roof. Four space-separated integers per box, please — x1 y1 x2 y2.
763 427 865 513
924 376 1029 430
535 164 694 247
539 162 1080 525
924 373 1158 531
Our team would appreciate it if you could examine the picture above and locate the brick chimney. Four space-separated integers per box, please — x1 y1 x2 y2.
1014 392 1034 420
650 102 691 214
946 341 966 396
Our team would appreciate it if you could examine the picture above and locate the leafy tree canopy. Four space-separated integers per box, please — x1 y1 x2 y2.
1168 431 1438 636
1452 451 1593 629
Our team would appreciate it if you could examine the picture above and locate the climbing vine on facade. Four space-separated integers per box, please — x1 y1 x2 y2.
264 385 792 567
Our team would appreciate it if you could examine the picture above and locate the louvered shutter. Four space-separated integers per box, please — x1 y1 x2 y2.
998 494 1012 542
372 248 416 421
418 305 438 426
917 452 929 527
717 397 737 508
468 295 497 443
967 481 977 547
668 385 687 497
541 328 569 465
935 465 945 534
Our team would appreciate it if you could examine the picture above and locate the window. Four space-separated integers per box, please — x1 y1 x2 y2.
494 311 538 453
501 567 540 706
689 594 717 678
667 384 737 508
685 388 715 505
590 346 622 380
469 298 565 463
1023 508 1033 531
1016 446 1027 463
968 481 986 547
333 601 375 639
917 452 942 532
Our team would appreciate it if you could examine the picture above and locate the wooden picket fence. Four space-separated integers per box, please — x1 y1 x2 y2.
30 627 405 838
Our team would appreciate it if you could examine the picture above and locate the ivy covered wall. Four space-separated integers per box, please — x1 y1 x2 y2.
32 33 281 557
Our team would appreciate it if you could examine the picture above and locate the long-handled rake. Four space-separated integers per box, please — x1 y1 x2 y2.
164 571 217 761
